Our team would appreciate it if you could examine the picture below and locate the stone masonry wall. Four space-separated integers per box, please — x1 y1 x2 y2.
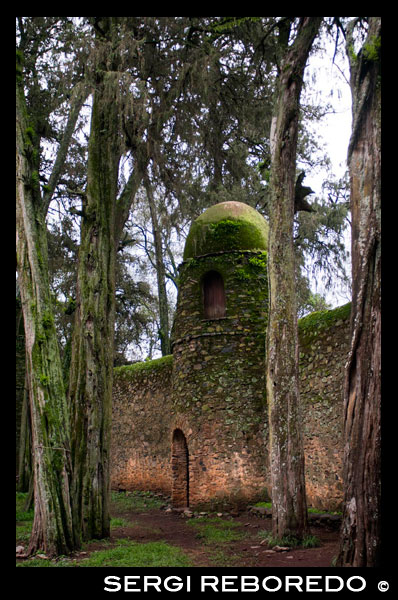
170 250 269 509
111 356 173 493
299 303 351 511
110 303 351 511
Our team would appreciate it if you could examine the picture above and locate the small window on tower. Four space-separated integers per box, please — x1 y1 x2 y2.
203 271 226 319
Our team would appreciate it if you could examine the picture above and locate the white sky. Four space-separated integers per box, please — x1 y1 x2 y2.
301 34 353 307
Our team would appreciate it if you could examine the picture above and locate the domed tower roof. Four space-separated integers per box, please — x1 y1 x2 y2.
183 201 269 260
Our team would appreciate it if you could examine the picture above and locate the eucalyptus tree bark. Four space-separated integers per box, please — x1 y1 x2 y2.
144 176 171 356
17 379 32 495
266 17 322 540
68 77 120 543
16 79 75 556
336 17 381 567
67 17 136 544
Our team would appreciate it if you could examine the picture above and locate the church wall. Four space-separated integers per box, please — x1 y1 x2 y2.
299 303 351 511
111 355 173 494
170 250 269 509
110 303 351 512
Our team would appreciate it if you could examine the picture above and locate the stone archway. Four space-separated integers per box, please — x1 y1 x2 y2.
171 429 189 508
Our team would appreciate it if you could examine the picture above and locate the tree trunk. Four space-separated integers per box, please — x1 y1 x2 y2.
266 17 322 540
336 17 381 567
16 81 75 556
17 376 32 493
145 177 171 356
68 42 121 543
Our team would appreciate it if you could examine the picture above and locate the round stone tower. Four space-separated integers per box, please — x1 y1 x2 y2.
170 201 270 509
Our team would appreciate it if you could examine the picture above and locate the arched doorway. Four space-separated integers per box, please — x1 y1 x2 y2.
171 429 189 508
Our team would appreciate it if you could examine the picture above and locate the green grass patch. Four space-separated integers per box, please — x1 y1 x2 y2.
187 516 247 545
17 540 194 568
110 517 132 528
253 501 272 509
258 530 320 549
16 492 34 522
17 558 61 567
253 500 341 516
78 539 193 567
16 492 34 542
308 507 342 515
110 490 164 513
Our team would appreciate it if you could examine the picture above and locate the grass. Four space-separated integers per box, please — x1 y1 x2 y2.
17 540 194 568
110 490 164 513
186 516 248 567
257 530 320 549
254 501 341 516
16 492 34 543
110 517 132 528
187 516 247 545
253 501 272 509
16 491 324 568
16 490 193 568
74 539 194 567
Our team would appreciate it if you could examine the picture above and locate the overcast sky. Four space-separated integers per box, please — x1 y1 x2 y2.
301 34 353 307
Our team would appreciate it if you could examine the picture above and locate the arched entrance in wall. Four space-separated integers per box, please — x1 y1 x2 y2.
171 429 189 508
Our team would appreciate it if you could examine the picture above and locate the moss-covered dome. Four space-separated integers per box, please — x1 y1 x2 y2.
183 201 269 259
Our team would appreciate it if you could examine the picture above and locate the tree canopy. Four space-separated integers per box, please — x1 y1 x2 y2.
16 16 352 364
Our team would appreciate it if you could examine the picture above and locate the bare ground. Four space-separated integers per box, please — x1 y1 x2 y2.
66 506 339 568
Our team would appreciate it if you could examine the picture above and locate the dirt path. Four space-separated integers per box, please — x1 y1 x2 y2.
82 507 339 568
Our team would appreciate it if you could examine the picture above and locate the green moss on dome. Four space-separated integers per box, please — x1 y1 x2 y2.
183 201 269 259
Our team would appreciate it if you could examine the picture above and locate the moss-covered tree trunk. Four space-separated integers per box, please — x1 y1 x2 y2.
68 19 122 543
16 79 75 556
336 17 381 567
266 17 322 540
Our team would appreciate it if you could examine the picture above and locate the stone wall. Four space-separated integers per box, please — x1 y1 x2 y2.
170 250 269 509
111 355 173 494
110 303 351 512
299 303 351 511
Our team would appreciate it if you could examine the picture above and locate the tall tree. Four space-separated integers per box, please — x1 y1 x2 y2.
67 17 151 543
266 16 322 540
16 17 86 555
143 176 172 355
68 17 125 543
336 17 381 567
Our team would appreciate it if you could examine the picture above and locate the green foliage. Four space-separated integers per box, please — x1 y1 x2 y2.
42 311 55 332
211 17 261 34
300 535 321 549
363 35 381 62
25 127 36 143
39 374 50 387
